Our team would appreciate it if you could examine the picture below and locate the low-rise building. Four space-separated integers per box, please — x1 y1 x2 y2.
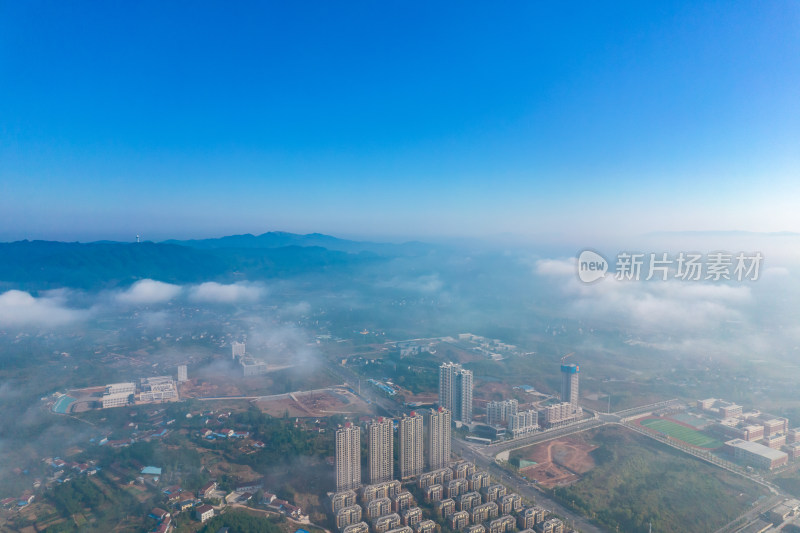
419 468 454 490
470 502 499 523
540 402 580 426
469 471 490 492
234 479 264 493
768 499 800 523
725 439 789 470
195 504 214 523
499 493 522 514
393 491 414 513
363 480 402 503
149 507 169 521
536 518 563 533
102 391 133 409
385 527 413 533
518 508 546 530
450 510 469 530
451 461 476 480
373 513 402 533
762 418 789 437
343 522 369 533
508 410 539 438
367 497 392 520
481 484 506 503
785 442 800 461
488 515 516 533
447 479 469 499
458 491 481 512
402 507 423 527
198 481 217 499
336 505 363 530
415 520 438 533
331 490 358 513
437 499 456 519
426 484 443 503
765 434 786 449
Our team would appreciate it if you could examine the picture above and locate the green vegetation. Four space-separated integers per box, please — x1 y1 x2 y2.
552 426 767 533
772 470 800 499
198 509 286 533
232 408 335 467
43 474 149 532
640 418 723 449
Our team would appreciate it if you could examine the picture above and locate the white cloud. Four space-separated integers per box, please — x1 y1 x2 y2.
535 258 576 277
188 282 265 304
0 290 89 327
283 301 311 316
763 266 790 278
116 279 182 305
534 257 754 337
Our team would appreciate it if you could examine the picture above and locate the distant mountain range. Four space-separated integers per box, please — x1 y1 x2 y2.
0 232 433 290
163 231 436 255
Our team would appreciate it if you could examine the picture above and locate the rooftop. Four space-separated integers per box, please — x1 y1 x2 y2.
727 439 788 460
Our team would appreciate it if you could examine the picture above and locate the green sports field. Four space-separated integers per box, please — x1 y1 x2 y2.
640 418 723 449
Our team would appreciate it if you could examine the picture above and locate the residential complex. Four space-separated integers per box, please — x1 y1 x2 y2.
399 413 424 479
336 423 362 491
508 410 538 438
439 362 473 423
425 408 451 471
486 400 518 427
329 454 568 533
368 418 394 484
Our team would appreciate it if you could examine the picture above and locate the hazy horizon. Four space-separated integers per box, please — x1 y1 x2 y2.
2 3 799 242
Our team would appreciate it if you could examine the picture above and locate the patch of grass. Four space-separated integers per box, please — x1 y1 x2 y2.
640 418 723 449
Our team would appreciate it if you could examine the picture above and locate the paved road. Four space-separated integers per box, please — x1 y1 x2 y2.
712 494 783 533
483 419 605 455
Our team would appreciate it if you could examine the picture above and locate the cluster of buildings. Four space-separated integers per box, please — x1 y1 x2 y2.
540 364 582 426
486 400 539 439
396 341 435 358
482 362 582 440
100 376 179 409
336 408 452 491
456 333 522 361
699 398 798 470
231 341 269 376
330 460 567 533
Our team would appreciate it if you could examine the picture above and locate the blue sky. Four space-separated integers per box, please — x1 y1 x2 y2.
1 1 798 242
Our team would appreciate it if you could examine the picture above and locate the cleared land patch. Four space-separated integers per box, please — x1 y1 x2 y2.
512 435 598 488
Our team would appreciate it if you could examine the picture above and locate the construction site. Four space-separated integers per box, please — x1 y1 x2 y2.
514 435 598 488
253 387 372 418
